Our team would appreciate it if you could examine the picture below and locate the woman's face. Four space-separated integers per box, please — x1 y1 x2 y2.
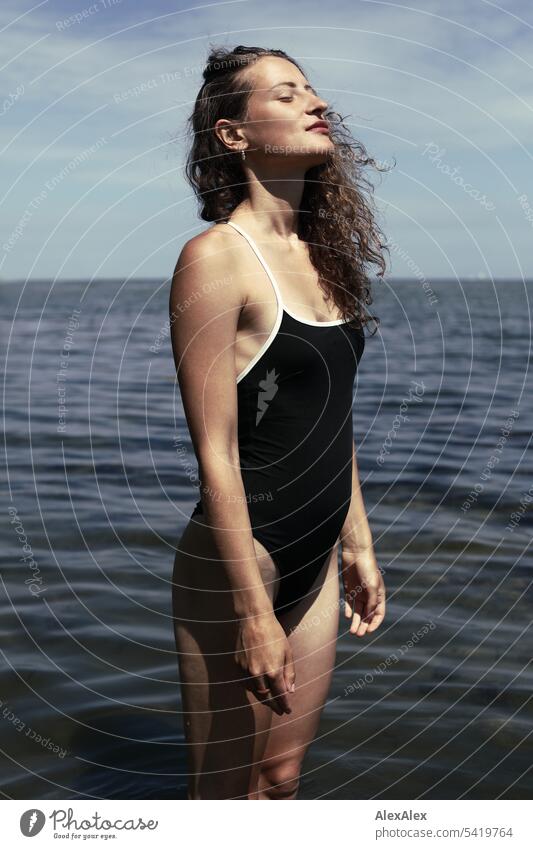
234 56 334 164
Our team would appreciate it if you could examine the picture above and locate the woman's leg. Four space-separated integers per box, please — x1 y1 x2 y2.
172 516 282 800
251 545 341 800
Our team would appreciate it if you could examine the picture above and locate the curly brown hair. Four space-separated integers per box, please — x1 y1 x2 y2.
184 44 392 331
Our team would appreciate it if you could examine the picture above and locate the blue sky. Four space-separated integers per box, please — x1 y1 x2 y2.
1 0 532 281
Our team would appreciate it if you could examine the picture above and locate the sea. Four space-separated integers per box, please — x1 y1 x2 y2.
1 275 531 799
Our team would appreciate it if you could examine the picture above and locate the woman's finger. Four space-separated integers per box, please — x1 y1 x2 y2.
365 596 386 632
283 643 296 694
349 599 365 634
344 587 357 618
268 670 292 714
354 595 382 635
366 610 385 632
252 674 271 700
256 685 284 714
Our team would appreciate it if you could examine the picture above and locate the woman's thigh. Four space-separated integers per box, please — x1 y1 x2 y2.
252 545 341 798
172 515 281 799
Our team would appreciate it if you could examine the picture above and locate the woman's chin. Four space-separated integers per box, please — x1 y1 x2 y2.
303 147 333 167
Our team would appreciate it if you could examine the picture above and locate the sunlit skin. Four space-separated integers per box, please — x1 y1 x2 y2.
171 54 386 800
214 56 335 206
213 56 386 639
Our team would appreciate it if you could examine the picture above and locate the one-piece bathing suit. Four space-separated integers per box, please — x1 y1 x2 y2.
190 219 365 615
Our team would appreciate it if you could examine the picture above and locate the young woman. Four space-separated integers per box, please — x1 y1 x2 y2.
170 45 388 800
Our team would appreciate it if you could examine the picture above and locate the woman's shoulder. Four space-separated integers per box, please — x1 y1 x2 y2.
171 223 244 308
179 221 240 261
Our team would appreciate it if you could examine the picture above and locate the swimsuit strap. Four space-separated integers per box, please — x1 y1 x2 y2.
225 219 286 311
225 219 348 327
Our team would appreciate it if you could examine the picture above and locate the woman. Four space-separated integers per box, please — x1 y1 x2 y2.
170 45 388 800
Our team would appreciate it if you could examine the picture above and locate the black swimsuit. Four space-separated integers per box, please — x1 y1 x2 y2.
191 219 365 614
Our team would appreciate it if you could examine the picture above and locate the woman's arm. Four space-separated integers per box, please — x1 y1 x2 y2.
339 438 386 636
340 437 374 554
169 232 295 712
170 234 274 618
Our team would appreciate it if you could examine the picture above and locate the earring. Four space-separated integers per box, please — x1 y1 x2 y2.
240 149 246 161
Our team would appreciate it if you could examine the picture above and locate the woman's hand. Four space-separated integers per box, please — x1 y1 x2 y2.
340 544 386 636
234 612 296 715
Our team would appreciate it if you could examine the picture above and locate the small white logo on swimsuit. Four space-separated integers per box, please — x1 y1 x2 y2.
256 368 279 425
